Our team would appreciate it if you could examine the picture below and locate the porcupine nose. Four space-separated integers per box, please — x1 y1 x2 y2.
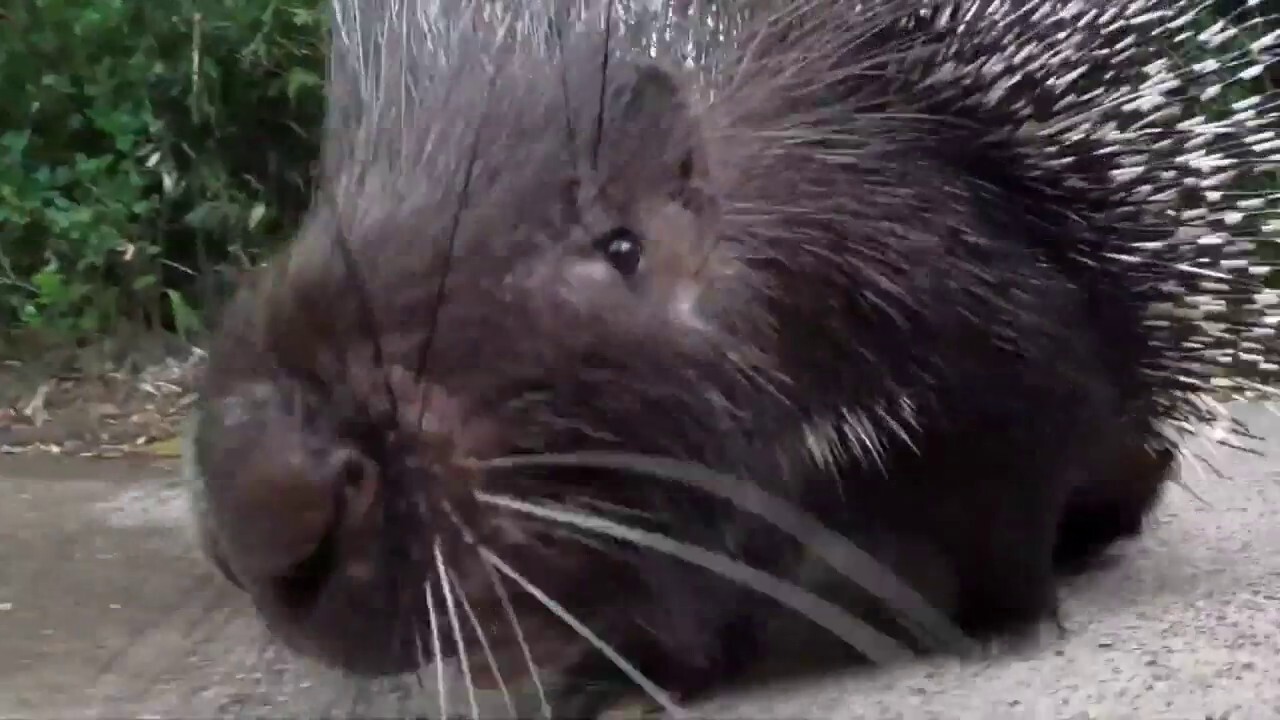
210 444 379 614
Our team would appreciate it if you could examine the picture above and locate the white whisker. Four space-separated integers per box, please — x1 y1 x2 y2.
478 491 913 665
444 502 551 719
436 541 479 720
446 563 516 718
424 571 448 720
472 451 968 650
478 546 687 719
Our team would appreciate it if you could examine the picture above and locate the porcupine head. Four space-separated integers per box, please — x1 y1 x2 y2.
186 1 800 702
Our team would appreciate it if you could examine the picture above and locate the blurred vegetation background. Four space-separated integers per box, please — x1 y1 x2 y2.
0 0 1276 358
1 0 327 356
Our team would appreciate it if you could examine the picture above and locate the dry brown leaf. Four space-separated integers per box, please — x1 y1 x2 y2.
21 382 50 427
145 436 185 458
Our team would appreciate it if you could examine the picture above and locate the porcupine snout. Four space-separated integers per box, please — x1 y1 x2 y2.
191 382 439 677
201 431 375 612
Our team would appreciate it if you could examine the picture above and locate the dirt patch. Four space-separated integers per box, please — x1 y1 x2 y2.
0 332 203 459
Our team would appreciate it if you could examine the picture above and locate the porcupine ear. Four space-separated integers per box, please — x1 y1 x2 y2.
618 62 687 123
614 61 713 208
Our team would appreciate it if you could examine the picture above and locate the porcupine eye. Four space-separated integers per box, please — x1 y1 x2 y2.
592 227 643 277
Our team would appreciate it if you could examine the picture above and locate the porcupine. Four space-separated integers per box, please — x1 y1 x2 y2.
184 0 1280 717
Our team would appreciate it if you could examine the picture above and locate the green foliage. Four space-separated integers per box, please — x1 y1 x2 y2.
0 0 328 344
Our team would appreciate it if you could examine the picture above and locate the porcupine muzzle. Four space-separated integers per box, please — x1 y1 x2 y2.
189 388 447 678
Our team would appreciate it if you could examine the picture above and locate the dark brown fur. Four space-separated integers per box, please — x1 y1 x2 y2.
189 4 1182 716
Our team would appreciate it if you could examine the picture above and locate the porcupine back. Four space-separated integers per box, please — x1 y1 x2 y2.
695 0 1280 451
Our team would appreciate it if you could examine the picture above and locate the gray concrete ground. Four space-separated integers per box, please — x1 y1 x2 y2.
1 404 1278 719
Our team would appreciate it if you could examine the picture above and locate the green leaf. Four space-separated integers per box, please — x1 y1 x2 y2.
285 67 320 100
165 288 202 340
